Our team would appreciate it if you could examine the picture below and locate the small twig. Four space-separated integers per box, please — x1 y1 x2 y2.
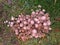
54 0 57 5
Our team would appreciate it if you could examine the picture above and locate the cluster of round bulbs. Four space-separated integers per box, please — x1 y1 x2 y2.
4 5 51 41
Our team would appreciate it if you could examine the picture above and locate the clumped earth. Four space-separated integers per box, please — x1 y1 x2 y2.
0 0 60 45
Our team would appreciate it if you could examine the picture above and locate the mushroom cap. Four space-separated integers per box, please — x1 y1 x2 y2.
20 23 23 27
41 16 46 21
32 29 37 34
47 20 51 26
30 20 34 24
31 11 35 15
11 16 14 20
35 24 39 28
7 7 51 41
43 22 47 26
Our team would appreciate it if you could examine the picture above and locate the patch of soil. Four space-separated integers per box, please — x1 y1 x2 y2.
0 27 5 37
0 2 8 37
55 18 60 21
0 43 3 45
2 30 19 45
54 28 60 32
10 37 20 45
0 2 8 20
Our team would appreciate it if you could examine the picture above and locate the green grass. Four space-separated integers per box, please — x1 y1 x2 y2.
0 0 60 45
